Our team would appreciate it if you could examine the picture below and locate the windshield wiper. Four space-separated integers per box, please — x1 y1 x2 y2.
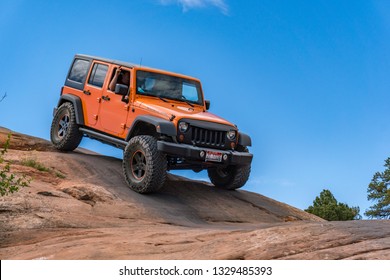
177 96 195 107
139 91 196 107
138 91 169 103
159 96 169 103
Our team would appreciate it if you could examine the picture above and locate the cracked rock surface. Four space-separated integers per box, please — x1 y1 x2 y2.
1 127 389 260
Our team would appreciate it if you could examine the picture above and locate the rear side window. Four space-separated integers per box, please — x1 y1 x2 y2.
88 63 108 88
68 59 90 83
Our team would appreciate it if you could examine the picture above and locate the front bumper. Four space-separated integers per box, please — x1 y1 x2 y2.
157 141 253 166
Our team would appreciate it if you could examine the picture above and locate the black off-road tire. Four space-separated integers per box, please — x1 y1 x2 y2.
122 135 167 194
50 102 83 151
207 147 251 190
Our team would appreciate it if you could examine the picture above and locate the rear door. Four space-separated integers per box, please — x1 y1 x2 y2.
82 62 109 127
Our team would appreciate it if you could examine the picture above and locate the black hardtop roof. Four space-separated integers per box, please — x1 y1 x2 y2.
74 54 199 80
75 54 138 69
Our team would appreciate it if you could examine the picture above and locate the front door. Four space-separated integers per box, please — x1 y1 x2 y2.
98 66 131 136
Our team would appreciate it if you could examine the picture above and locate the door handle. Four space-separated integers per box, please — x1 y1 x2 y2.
102 95 110 101
83 90 91 95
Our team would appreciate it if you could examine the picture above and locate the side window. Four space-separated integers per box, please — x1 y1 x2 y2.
68 59 90 83
88 63 108 88
108 68 130 92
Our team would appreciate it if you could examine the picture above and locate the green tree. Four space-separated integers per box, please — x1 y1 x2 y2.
305 189 361 221
365 157 390 219
0 134 30 196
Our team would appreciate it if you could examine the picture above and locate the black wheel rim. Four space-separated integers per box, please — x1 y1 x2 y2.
57 114 70 139
131 150 146 181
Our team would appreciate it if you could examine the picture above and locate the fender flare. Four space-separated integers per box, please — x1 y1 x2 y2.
238 132 252 147
56 95 85 125
126 115 176 141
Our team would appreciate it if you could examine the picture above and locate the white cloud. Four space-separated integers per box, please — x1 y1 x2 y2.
159 0 229 15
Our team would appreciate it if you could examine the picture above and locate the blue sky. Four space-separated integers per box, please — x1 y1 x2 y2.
1 0 390 217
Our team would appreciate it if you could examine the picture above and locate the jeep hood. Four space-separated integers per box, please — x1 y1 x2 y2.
133 99 236 128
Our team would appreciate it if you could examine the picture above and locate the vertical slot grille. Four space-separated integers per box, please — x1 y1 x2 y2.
191 127 225 148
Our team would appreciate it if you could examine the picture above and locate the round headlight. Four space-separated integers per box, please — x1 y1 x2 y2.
227 130 236 141
179 122 189 133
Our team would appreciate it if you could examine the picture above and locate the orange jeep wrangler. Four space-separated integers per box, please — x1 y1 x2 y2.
51 54 253 193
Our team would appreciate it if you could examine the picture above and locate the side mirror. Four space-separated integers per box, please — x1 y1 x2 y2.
115 84 129 96
205 100 210 110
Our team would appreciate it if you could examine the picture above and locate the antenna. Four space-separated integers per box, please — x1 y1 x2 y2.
0 92 7 102
139 57 143 67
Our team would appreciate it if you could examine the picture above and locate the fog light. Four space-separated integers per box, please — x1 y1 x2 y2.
223 154 228 161
200 151 205 158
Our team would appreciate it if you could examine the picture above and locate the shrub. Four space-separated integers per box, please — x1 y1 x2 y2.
0 134 31 196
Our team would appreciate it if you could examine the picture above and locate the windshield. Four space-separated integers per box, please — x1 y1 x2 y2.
136 70 203 105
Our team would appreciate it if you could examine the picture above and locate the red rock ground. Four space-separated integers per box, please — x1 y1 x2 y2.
0 127 389 259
